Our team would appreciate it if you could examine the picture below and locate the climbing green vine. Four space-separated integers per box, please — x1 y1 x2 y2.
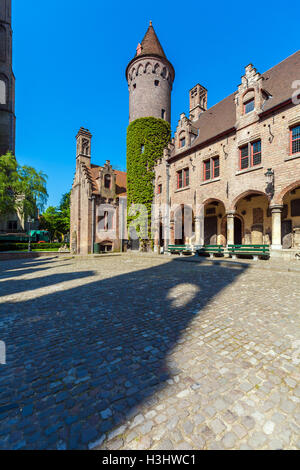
126 117 171 244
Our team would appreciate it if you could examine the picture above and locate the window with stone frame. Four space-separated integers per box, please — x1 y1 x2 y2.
177 168 189 189
244 98 255 114
239 140 261 170
179 135 186 148
290 125 300 154
203 156 220 181
104 174 111 189
157 183 162 195
98 210 114 231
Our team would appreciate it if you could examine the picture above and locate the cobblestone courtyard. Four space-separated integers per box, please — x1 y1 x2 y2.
0 254 299 450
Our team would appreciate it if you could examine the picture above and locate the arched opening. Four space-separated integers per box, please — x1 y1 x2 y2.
234 192 270 245
104 174 111 189
99 240 113 253
203 199 226 245
281 184 300 249
174 204 194 245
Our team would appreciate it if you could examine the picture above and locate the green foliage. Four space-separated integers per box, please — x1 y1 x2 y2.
0 153 19 215
126 118 170 240
0 152 48 218
39 192 70 240
0 242 64 252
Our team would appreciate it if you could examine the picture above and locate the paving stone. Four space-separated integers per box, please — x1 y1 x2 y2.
222 432 237 449
210 418 226 435
248 431 267 448
263 421 275 435
182 419 194 435
232 424 247 439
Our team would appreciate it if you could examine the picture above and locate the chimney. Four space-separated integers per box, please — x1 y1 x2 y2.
189 84 207 121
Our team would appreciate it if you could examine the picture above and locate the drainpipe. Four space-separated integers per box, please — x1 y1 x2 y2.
91 195 95 254
119 198 123 253
164 161 170 253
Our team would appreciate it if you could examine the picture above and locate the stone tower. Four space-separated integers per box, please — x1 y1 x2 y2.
126 21 175 123
0 0 15 156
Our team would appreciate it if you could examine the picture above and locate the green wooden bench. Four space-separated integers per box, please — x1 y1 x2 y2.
195 245 225 258
227 244 270 260
168 245 192 256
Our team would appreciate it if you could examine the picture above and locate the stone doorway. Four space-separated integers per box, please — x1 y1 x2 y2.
204 216 218 245
234 217 242 245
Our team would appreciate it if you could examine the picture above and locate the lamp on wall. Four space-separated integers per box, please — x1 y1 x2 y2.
265 168 275 198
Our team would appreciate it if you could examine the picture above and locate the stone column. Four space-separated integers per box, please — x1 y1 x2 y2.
195 204 205 246
154 217 160 254
169 215 175 245
226 211 235 246
271 205 283 250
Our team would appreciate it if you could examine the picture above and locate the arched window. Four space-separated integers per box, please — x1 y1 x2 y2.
243 90 255 114
179 132 186 148
104 174 111 189
0 79 6 105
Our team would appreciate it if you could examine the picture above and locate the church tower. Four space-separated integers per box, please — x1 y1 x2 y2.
0 0 15 156
126 21 175 123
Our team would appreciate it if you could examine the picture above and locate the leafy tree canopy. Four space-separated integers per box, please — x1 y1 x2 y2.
0 152 48 218
39 192 70 241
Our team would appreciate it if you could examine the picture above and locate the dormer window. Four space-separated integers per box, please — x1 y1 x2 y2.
104 174 111 189
179 136 186 148
244 98 255 114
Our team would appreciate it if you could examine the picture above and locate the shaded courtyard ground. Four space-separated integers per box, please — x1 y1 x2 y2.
0 253 299 450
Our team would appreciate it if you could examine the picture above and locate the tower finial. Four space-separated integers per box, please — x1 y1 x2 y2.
149 20 152 26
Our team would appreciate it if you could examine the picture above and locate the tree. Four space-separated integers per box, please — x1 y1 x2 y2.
0 152 48 219
39 192 71 241
0 152 19 215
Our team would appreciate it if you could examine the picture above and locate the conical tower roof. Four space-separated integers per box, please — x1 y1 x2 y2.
135 21 166 59
126 21 174 81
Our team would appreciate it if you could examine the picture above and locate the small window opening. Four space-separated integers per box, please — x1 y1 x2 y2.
104 174 111 189
161 109 165 119
154 80 159 87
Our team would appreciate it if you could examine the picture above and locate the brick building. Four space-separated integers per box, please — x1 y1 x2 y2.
154 50 300 257
70 128 127 254
71 23 300 257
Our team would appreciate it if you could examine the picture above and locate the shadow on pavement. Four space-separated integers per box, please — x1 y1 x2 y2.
0 256 248 449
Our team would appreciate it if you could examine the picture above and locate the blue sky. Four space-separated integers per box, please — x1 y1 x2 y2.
13 0 299 208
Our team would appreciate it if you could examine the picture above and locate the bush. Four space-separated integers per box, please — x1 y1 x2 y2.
0 243 66 252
